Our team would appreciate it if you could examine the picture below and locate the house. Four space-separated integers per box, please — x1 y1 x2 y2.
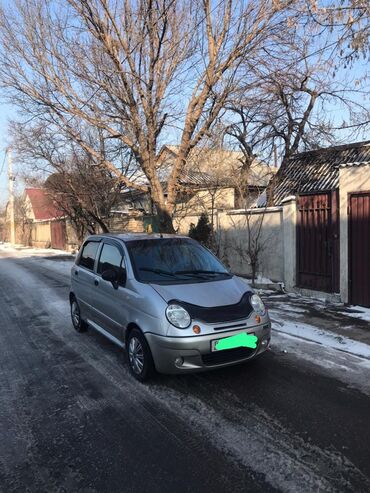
5 187 145 251
24 188 65 222
233 140 370 307
119 145 276 232
161 145 275 210
23 188 67 249
3 187 80 249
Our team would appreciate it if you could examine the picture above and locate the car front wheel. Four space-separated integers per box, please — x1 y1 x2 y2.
126 328 154 382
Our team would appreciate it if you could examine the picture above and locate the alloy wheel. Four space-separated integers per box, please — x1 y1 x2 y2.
128 336 145 375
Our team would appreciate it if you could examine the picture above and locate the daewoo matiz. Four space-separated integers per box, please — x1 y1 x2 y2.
70 234 271 381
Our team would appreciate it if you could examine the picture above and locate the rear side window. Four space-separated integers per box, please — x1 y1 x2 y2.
98 243 124 272
79 241 100 271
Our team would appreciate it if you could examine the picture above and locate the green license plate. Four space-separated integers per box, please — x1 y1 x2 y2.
211 332 258 352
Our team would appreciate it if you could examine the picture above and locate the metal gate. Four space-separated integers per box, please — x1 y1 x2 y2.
297 192 339 293
51 220 66 250
349 192 370 307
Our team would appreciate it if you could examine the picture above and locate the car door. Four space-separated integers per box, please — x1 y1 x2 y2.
72 239 101 320
91 240 128 341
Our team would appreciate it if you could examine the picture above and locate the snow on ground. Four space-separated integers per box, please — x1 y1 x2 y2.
272 304 307 314
271 332 370 395
239 274 276 285
335 307 370 323
269 309 370 359
0 243 75 276
0 242 74 257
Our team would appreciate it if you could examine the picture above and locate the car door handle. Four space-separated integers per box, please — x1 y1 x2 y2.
75 270 79 275
94 279 99 286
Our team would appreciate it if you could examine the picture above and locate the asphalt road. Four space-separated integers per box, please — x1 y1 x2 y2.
1 250 370 493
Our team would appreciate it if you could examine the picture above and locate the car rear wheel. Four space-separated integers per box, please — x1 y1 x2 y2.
126 328 154 382
70 298 88 333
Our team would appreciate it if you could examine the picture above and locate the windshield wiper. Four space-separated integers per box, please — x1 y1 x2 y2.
175 269 229 277
139 267 178 277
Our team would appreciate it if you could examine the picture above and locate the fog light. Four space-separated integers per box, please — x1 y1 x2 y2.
261 338 270 348
193 325 201 334
175 357 184 367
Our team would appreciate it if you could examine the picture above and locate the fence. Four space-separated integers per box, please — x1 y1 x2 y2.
217 207 284 281
3 211 145 252
174 198 297 286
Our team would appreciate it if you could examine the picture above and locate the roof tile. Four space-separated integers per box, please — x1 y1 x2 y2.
25 188 64 220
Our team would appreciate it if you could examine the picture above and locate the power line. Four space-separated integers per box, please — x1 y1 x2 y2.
0 150 6 176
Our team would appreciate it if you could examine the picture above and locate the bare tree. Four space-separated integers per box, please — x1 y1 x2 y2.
225 33 370 173
11 121 135 237
0 0 298 232
44 162 123 238
304 1 370 62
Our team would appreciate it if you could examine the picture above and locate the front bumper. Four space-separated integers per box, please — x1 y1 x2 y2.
145 323 271 374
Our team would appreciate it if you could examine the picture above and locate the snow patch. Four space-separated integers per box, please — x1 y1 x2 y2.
335 307 370 323
271 332 370 395
0 243 74 258
270 310 370 360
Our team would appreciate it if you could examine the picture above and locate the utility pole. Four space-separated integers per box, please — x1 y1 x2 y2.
7 148 15 245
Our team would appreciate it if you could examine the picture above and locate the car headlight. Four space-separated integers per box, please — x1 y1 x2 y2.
250 294 266 316
166 304 191 329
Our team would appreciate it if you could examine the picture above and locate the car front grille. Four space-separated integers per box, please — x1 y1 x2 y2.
201 347 257 366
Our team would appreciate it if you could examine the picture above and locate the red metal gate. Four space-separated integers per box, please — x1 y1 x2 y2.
51 220 66 250
349 192 370 307
297 191 339 293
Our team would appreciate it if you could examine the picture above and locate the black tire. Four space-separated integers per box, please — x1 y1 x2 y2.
126 328 155 382
70 297 88 333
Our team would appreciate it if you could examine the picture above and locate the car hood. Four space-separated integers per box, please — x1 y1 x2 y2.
150 276 251 307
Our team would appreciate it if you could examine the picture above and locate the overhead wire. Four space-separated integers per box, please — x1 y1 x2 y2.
0 149 6 176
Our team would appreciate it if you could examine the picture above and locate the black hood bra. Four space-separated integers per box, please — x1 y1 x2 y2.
170 292 253 324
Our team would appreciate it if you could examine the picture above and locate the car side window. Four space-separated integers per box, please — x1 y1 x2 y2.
98 243 125 284
79 241 100 271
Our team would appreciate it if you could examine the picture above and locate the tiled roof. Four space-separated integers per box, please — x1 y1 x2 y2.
160 145 276 187
25 188 64 220
273 141 370 205
179 170 232 187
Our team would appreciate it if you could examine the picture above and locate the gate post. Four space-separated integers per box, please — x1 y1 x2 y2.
282 197 297 291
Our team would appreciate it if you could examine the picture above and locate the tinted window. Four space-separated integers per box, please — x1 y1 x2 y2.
126 238 230 284
98 243 125 284
79 241 99 271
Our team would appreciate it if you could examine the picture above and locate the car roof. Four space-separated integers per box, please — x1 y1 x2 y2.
86 232 190 243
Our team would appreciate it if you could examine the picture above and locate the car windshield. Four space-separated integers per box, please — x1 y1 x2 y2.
126 238 231 284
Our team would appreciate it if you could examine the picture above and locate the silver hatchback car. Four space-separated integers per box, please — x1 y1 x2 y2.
70 233 271 381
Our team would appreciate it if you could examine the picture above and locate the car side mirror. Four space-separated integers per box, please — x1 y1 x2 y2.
102 268 118 285
102 268 126 288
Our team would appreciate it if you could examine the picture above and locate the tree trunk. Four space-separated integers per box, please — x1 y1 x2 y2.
150 185 176 233
156 205 176 234
92 216 110 233
251 261 257 287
